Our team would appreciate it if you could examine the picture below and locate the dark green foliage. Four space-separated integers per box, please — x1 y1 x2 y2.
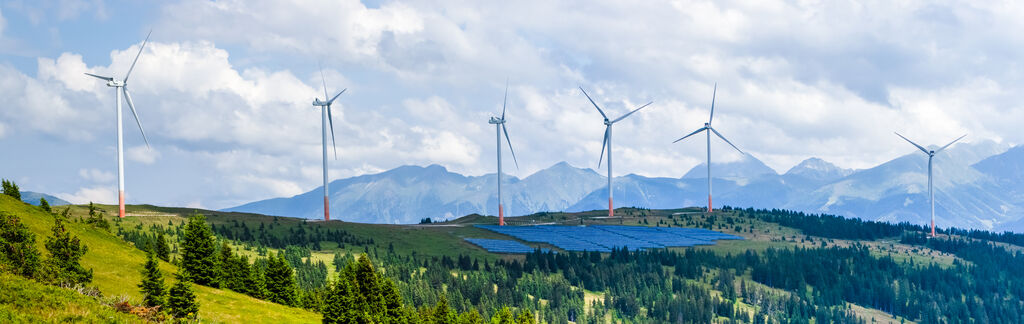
43 215 92 285
154 233 170 262
217 242 253 293
322 254 407 323
180 214 218 287
138 251 166 308
284 245 328 290
38 198 50 213
265 251 298 306
167 270 199 319
83 202 109 232
0 212 41 278
2 179 21 201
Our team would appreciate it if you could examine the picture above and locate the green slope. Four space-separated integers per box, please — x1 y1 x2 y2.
0 272 139 323
0 195 320 323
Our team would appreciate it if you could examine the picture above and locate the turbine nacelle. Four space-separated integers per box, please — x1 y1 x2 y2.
488 116 504 124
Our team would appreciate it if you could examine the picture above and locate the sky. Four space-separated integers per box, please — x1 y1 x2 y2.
1 0 1022 209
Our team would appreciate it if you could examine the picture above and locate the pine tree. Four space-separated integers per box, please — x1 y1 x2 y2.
245 259 268 299
138 251 166 308
2 179 21 201
180 214 218 286
39 197 51 213
458 309 485 324
490 307 515 323
43 214 92 285
167 270 199 319
265 252 298 306
432 296 457 324
154 233 170 262
0 212 41 278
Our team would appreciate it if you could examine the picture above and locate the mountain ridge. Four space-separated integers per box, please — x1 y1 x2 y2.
225 141 1024 231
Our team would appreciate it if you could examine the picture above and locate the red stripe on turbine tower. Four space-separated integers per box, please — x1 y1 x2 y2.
708 196 712 213
931 220 935 237
499 205 504 226
118 190 125 219
609 198 614 218
324 197 330 221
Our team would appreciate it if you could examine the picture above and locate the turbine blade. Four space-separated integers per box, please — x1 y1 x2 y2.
327 88 347 104
710 127 743 154
611 101 653 124
319 63 329 101
502 79 509 120
598 126 609 168
124 29 152 83
122 87 150 148
502 124 518 169
894 132 929 154
672 127 707 143
709 83 717 124
935 134 967 153
84 73 114 81
579 86 608 120
328 106 337 160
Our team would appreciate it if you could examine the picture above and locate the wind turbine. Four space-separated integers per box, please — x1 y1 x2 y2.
580 87 653 218
895 132 966 237
84 30 153 218
489 82 518 226
312 66 346 221
672 83 744 213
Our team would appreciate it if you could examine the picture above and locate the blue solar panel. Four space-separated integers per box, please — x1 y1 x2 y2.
464 238 539 253
475 224 742 252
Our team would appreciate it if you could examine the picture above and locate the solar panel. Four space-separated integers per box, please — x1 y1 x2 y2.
474 224 742 253
464 238 539 253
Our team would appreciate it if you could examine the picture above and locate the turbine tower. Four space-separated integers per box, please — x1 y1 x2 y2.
580 87 653 218
672 83 744 213
312 66 346 221
489 83 518 226
895 132 966 237
84 30 153 218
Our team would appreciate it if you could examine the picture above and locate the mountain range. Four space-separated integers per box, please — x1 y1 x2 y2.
225 141 1024 231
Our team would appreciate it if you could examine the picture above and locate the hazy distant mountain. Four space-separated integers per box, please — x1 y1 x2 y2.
21 191 70 206
228 141 1024 231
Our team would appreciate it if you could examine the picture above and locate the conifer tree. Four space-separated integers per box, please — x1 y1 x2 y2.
432 296 457 324
0 212 41 278
264 251 298 306
1 179 21 201
167 270 199 319
244 259 267 299
154 233 170 262
180 214 218 286
490 307 514 324
458 309 485 324
138 251 166 308
43 214 92 285
39 197 51 213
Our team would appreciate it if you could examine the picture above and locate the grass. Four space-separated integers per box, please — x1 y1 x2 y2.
0 272 140 323
0 196 321 323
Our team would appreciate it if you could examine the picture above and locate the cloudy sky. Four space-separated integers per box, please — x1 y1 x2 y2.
1 0 1021 209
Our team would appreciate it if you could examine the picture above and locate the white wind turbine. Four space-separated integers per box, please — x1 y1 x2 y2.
895 132 966 237
84 30 153 218
672 83 744 213
489 83 518 226
580 87 654 218
312 67 346 221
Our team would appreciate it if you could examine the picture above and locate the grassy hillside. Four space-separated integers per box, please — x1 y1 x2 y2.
0 272 139 322
0 195 320 323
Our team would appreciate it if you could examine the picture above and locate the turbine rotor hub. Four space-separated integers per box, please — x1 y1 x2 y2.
488 116 502 124
107 80 124 87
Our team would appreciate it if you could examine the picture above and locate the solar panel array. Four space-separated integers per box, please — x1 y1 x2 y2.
475 225 743 252
463 238 538 253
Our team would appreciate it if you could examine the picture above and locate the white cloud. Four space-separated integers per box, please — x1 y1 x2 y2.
127 145 160 164
58 185 115 205
78 168 114 183
4 0 1024 210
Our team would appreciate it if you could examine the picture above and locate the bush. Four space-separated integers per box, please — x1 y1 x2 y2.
43 215 92 285
0 212 41 278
